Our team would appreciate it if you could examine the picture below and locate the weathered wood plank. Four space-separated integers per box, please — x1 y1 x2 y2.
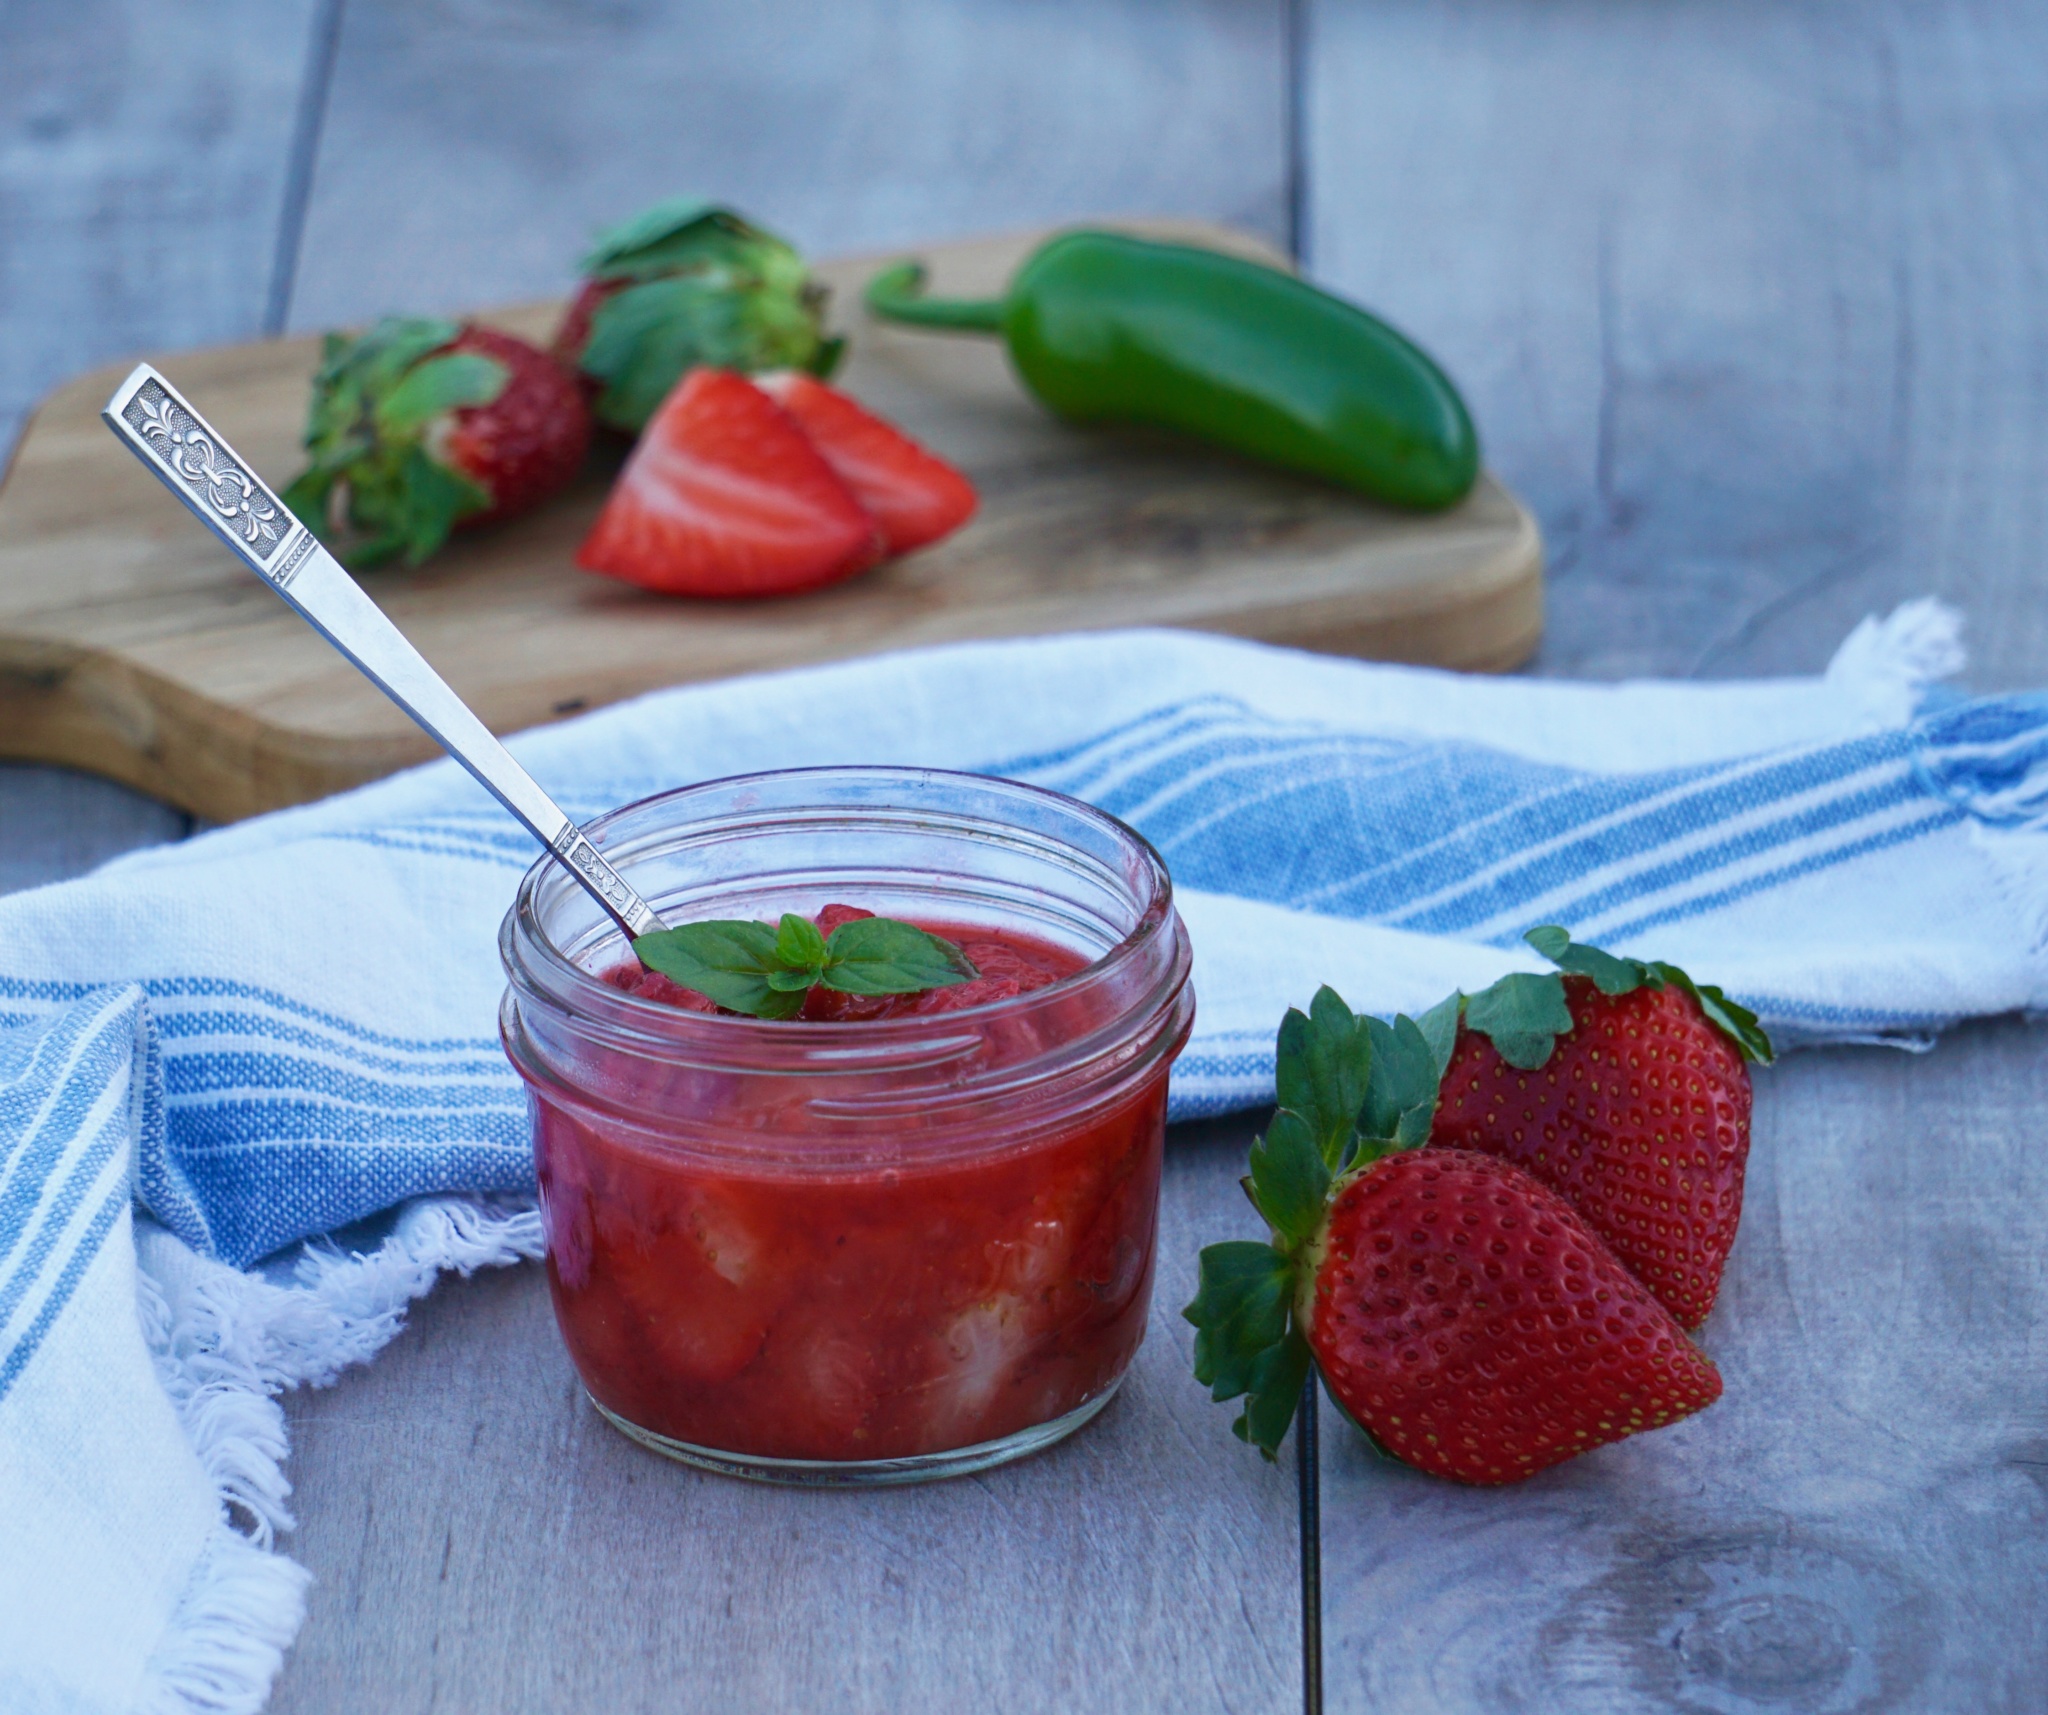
0 0 324 462
1306 7 2048 1704
1305 0 2048 688
266 1113 1298 1714
1314 1017 2048 1712
284 0 1289 331
0 765 188 895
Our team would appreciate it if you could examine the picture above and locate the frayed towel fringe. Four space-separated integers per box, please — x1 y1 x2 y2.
132 1528 311 1715
127 1197 540 1714
289 1197 545 1387
1824 597 1967 721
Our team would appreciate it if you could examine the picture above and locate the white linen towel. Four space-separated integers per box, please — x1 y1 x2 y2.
5 599 2040 1708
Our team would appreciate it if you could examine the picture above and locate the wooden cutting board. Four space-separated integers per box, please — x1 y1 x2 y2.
0 221 1542 823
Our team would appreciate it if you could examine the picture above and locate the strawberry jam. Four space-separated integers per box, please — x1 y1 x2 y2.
536 932 1164 1460
499 769 1194 1481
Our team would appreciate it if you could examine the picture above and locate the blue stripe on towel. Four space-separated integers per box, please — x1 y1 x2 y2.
11 685 2044 1269
0 989 146 1402
995 703 1954 946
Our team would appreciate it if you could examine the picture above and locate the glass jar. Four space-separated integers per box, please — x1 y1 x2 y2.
499 767 1194 1485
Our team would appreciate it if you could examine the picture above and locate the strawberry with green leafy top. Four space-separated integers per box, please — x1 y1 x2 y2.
1186 987 1722 1483
283 317 590 566
555 199 843 434
1429 927 1772 1330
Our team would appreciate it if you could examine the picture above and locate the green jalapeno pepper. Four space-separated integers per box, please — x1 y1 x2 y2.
864 230 1480 512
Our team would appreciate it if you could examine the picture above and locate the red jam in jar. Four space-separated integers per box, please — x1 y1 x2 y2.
499 770 1194 1484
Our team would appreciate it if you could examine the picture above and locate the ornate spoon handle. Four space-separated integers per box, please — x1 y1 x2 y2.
101 362 667 939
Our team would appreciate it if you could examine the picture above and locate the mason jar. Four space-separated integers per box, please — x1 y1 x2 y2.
499 767 1194 1485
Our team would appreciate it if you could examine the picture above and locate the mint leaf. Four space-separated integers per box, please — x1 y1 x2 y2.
775 912 827 970
1275 986 1372 1169
376 351 507 434
631 911 978 1016
1246 1111 1331 1250
766 914 827 991
820 918 974 996
1361 1014 1440 1147
1525 924 1654 996
1462 971 1573 1070
632 920 794 1017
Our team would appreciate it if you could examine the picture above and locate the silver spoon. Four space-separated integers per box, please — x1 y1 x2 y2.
101 362 668 940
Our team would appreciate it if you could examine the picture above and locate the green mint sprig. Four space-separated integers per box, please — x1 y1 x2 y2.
630 914 976 1020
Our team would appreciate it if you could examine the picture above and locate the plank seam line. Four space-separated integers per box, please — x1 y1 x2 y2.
264 0 349 335
1284 0 1313 266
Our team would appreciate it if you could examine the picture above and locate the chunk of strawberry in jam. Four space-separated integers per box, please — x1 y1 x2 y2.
814 902 875 934
954 938 1068 992
600 959 720 1011
905 975 1025 1014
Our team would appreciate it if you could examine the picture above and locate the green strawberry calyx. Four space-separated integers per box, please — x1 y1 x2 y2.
1182 985 1456 1459
1454 926 1775 1072
575 198 844 432
281 316 509 567
630 913 976 1021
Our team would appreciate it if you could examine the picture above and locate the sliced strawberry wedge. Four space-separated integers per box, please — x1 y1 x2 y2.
758 372 978 556
576 368 883 597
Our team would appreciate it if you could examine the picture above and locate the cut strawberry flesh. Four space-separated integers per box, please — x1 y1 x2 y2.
600 963 720 1011
576 368 883 597
759 371 978 555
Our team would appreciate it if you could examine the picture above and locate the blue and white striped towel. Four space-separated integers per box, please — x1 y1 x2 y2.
0 597 2034 1270
4 598 2044 1706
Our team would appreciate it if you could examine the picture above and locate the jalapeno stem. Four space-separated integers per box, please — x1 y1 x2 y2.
864 261 1006 333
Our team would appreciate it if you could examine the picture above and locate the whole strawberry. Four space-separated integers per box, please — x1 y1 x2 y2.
1186 987 1722 1483
283 317 591 566
554 199 842 434
1429 927 1773 1330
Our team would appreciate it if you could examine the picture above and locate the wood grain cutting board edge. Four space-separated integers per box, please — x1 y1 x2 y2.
0 221 1543 821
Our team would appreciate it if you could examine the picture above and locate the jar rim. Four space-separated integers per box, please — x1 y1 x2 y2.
502 765 1183 1066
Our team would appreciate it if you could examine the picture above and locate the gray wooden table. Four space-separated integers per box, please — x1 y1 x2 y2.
4 2 2045 1709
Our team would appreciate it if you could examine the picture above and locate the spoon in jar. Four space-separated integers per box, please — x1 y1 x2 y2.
100 362 669 940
